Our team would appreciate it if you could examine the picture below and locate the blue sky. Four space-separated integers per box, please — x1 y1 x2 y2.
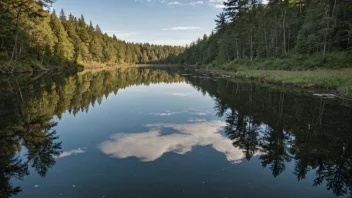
53 0 225 46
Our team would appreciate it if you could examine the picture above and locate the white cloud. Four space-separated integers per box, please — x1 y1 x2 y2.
135 0 226 8
187 118 207 122
212 4 225 8
138 110 180 116
190 1 204 5
168 1 182 5
188 111 211 116
56 148 85 158
209 0 226 8
171 92 193 96
162 27 201 31
134 0 257 9
150 112 178 116
100 120 254 163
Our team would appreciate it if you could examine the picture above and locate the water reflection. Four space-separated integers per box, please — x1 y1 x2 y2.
0 67 186 197
0 67 351 197
100 120 252 163
186 75 352 197
0 78 62 197
55 148 85 158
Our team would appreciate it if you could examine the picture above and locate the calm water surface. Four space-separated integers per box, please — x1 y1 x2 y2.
1 67 351 198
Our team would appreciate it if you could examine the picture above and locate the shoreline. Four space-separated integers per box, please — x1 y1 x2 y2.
0 64 181 75
195 68 352 100
2 63 351 100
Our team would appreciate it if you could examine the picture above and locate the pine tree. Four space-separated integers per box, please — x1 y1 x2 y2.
89 35 103 62
215 13 227 32
95 25 102 34
49 11 74 61
142 50 149 63
59 9 66 22
78 15 90 43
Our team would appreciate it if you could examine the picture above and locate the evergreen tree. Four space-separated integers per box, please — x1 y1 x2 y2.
49 11 74 61
59 8 66 22
89 35 103 62
215 13 227 32
95 24 102 34
142 50 149 64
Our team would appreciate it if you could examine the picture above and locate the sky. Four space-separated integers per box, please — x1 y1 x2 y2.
52 0 225 46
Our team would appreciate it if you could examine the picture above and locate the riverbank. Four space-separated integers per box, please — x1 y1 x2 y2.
203 68 352 99
82 63 181 69
0 63 84 75
0 63 180 75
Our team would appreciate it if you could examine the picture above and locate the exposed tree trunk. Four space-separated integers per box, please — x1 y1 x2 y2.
250 32 254 61
288 25 290 51
235 39 239 59
10 4 23 65
323 35 327 58
332 0 337 16
264 24 269 57
226 45 230 62
282 8 287 56
323 4 331 59
275 14 278 57
41 52 45 66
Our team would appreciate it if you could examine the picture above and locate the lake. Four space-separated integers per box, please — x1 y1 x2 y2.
1 67 351 198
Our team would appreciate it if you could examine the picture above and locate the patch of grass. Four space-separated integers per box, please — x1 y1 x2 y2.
219 69 352 98
216 52 352 71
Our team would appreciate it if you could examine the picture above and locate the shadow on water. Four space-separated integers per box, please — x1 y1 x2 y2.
0 67 351 197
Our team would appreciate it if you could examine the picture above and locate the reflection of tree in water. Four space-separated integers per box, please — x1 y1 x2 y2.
186 75 352 197
224 108 259 161
260 125 292 177
0 67 186 197
0 80 62 197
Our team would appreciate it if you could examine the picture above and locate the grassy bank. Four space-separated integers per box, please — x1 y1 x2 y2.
192 53 352 99
214 52 352 71
209 68 352 99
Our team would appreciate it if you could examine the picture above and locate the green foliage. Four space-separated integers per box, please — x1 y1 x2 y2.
216 69 352 98
0 2 185 73
215 52 352 71
176 0 352 70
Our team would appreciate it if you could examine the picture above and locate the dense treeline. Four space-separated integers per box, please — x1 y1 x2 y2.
0 1 184 73
178 0 352 69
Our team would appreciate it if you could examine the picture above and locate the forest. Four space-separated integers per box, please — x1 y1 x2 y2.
0 0 184 74
177 0 352 70
1 0 351 74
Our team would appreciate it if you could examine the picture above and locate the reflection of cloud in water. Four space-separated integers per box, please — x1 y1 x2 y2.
185 109 212 116
56 148 85 158
187 118 207 123
150 112 178 116
137 109 212 117
189 112 209 116
100 121 246 163
139 111 179 116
